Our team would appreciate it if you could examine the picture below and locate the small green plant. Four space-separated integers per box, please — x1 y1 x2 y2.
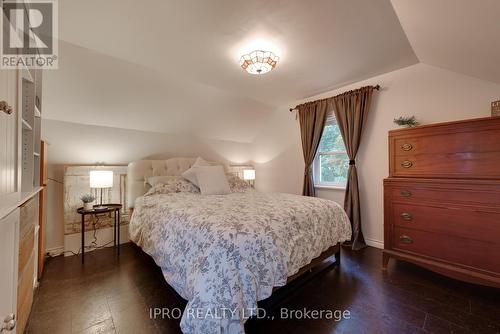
394 116 420 127
80 193 95 203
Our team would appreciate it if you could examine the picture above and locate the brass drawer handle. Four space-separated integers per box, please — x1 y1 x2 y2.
399 235 413 244
401 160 413 168
400 190 412 197
400 212 412 221
401 143 413 151
0 101 13 115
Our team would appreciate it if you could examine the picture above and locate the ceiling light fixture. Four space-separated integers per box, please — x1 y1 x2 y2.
240 50 279 75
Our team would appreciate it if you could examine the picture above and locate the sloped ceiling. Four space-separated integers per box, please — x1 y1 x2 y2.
44 0 417 142
391 0 500 85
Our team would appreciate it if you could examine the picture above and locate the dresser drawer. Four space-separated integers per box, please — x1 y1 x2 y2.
20 195 38 240
389 119 500 178
387 181 500 207
391 203 500 244
392 227 500 273
392 130 500 157
392 153 500 179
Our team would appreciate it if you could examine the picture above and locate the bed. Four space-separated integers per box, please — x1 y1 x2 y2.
127 158 352 334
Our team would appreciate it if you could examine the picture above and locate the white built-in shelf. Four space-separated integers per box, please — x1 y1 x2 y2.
22 119 33 131
34 106 41 118
0 187 43 220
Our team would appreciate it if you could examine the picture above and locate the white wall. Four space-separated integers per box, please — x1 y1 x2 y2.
42 119 253 165
42 119 253 252
253 63 500 248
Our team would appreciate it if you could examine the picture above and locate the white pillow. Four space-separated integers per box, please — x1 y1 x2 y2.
195 166 230 195
146 175 182 187
181 157 211 187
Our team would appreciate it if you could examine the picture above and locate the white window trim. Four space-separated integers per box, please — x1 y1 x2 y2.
312 117 348 189
314 183 346 190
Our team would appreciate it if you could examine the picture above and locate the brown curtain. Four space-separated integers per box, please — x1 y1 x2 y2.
333 86 374 250
297 99 330 197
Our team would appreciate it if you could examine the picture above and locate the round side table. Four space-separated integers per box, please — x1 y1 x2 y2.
76 204 122 263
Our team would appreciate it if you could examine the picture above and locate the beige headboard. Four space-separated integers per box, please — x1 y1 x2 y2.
127 158 197 209
127 157 232 209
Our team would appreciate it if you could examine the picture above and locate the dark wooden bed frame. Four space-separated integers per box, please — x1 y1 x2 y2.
283 243 341 285
265 243 341 308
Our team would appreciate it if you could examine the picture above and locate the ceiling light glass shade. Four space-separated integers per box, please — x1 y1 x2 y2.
89 170 114 188
243 169 256 180
240 50 279 75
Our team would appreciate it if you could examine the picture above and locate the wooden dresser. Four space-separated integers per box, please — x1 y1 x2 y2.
383 117 500 288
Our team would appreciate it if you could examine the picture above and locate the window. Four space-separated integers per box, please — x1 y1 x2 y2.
313 116 349 188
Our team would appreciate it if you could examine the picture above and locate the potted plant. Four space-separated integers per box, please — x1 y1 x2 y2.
394 116 420 127
81 193 95 211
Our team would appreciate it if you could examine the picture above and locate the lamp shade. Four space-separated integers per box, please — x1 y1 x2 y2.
89 171 113 188
243 169 255 181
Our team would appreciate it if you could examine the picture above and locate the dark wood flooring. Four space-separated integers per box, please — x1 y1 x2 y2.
26 243 500 334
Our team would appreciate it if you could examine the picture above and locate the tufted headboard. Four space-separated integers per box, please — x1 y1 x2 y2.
127 158 197 209
127 157 231 209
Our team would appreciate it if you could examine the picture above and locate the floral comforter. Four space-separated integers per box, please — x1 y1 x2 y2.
129 189 351 334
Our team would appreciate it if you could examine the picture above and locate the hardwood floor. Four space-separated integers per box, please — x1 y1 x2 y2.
27 243 500 334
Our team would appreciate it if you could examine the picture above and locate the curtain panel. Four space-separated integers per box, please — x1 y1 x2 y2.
333 85 374 250
297 99 330 197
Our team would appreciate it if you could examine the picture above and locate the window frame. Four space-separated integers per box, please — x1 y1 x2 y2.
313 116 348 189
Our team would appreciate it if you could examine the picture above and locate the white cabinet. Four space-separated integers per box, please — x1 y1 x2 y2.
0 209 19 334
0 69 18 196
0 10 20 331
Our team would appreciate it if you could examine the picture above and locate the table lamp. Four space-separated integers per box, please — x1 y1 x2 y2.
90 170 113 209
243 169 255 187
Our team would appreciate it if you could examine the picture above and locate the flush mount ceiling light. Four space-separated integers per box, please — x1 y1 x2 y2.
240 50 279 75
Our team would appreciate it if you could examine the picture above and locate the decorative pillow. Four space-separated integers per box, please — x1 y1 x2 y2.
195 166 230 195
146 175 183 187
145 178 200 196
181 157 211 187
226 174 251 193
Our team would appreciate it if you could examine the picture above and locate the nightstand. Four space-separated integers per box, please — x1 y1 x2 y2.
76 204 122 263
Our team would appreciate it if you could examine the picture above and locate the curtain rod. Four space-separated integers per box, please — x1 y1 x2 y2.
289 84 380 112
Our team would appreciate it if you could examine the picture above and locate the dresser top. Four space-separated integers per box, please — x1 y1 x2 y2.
389 116 500 136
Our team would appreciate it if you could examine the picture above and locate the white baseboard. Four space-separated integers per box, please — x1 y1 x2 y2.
365 237 384 249
64 224 130 256
45 246 64 257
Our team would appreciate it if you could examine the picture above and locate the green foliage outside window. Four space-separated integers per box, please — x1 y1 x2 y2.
316 123 349 185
